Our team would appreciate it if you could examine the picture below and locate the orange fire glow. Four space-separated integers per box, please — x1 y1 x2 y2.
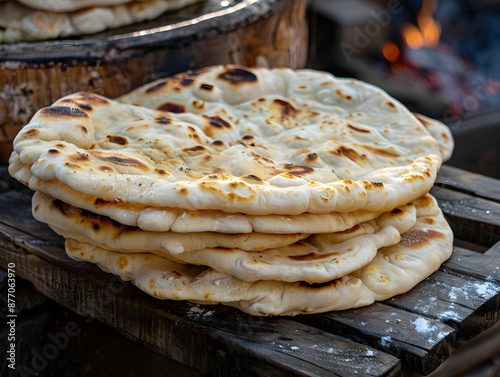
401 0 441 49
382 41 406 73
382 41 401 63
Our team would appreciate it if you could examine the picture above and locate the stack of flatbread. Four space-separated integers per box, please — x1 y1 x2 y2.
0 0 204 43
9 65 455 316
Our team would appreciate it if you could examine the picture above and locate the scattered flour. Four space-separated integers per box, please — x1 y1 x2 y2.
438 310 461 321
187 305 204 315
380 336 391 347
413 317 437 333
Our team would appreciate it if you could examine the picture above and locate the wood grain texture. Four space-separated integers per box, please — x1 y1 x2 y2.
430 185 500 247
0 165 499 376
435 165 500 203
298 303 455 375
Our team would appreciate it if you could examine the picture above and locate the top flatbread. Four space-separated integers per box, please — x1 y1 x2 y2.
12 65 445 215
414 114 453 162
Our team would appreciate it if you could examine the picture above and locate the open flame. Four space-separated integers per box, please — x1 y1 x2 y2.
381 0 441 72
401 0 441 49
377 0 500 115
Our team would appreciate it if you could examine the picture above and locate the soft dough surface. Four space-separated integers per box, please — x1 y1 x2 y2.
12 65 446 215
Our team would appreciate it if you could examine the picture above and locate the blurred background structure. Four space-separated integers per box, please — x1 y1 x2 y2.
308 0 500 179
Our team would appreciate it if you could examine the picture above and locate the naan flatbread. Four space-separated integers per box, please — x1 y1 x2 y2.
33 190 418 282
32 191 309 254
12 66 443 215
0 0 203 43
64 194 453 315
414 114 453 162
173 205 416 283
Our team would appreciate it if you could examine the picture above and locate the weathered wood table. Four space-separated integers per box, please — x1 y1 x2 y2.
0 165 499 377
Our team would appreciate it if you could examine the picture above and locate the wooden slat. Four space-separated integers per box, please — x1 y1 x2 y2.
431 186 500 247
0 189 62 244
441 247 500 284
436 165 500 203
0 300 203 377
386 270 500 345
299 303 455 375
428 323 500 377
434 247 500 349
452 237 489 253
486 240 500 257
0 220 72 266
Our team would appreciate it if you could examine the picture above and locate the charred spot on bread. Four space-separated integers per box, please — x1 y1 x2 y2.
146 81 167 93
90 151 149 170
41 106 87 118
204 116 231 129
347 124 370 133
200 83 214 91
218 67 258 84
104 135 128 145
155 117 171 124
283 164 314 176
399 228 445 248
180 78 195 86
157 102 186 113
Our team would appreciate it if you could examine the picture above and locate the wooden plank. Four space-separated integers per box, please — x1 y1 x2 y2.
0 189 63 245
387 248 500 347
386 270 500 345
0 235 401 377
486 240 500 257
436 165 500 203
453 237 489 253
427 323 500 377
0 298 204 377
441 247 500 284
431 186 500 247
298 303 455 375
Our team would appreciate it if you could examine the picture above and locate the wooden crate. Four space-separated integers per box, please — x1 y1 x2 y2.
0 165 499 376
